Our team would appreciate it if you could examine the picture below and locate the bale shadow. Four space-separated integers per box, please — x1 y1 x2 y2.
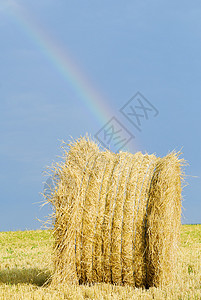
0 267 52 286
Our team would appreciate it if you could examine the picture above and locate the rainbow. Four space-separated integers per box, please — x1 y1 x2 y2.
6 0 114 126
3 1 136 151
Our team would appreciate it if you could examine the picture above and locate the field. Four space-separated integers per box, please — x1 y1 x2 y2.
0 225 200 299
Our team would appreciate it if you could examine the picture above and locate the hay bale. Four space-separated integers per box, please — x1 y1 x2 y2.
47 136 184 288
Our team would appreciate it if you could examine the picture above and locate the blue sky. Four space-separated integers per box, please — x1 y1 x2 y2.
0 0 200 231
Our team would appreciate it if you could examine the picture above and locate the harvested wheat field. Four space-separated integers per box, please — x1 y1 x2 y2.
0 225 200 299
45 136 186 289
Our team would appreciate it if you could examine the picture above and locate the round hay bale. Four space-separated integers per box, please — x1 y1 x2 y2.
47 136 184 288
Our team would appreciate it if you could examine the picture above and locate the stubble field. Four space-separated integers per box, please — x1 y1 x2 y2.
0 225 200 299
